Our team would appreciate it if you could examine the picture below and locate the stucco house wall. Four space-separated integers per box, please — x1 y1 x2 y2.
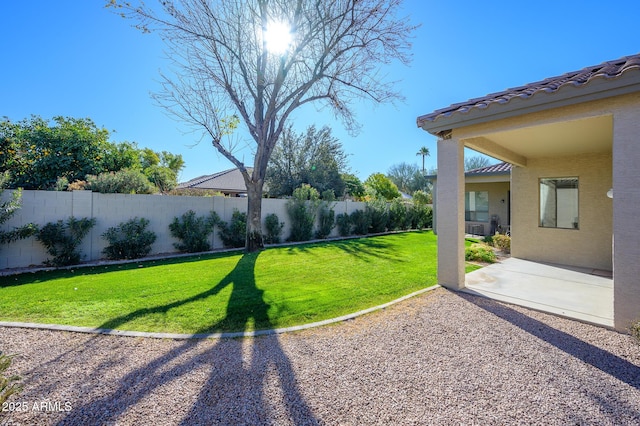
511 153 612 270
465 181 510 236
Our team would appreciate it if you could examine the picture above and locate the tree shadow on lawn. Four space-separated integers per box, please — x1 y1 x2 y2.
285 235 406 263
56 253 320 425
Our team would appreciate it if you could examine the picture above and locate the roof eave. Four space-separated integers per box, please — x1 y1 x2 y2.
418 71 640 136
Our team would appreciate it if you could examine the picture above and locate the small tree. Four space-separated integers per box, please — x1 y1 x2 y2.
364 173 401 201
169 210 220 253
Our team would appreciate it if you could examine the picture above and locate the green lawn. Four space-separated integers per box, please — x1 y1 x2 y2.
0 231 480 334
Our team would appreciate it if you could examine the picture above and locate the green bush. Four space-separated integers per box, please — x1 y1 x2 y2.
492 234 511 254
387 199 410 231
0 351 23 405
315 204 335 239
350 209 371 235
101 217 157 260
286 184 320 242
218 209 247 248
408 203 432 229
36 217 96 266
336 213 352 236
86 169 156 194
169 210 220 253
0 172 38 248
263 213 284 244
482 234 494 245
465 243 496 263
366 200 388 233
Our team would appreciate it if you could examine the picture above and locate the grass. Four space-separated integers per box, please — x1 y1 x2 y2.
0 231 480 334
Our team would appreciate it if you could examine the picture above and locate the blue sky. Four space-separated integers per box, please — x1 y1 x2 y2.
2 1 639 182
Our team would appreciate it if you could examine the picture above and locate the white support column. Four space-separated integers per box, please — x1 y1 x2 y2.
613 107 640 332
436 135 466 290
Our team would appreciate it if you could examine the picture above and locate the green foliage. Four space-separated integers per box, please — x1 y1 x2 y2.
482 234 494 245
315 203 335 239
387 162 430 194
341 173 366 200
412 189 432 205
218 210 247 248
36 217 96 266
266 125 349 198
465 243 496 263
335 212 352 237
492 234 511 254
366 200 388 233
408 203 432 229
86 169 156 194
286 184 320 242
263 213 284 244
388 199 411 231
364 173 401 201
0 352 23 405
350 209 371 235
169 210 220 253
101 217 157 260
144 165 178 193
0 172 38 248
0 117 186 193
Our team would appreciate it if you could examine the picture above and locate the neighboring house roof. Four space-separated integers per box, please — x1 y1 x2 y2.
177 168 250 193
425 162 511 181
466 161 512 176
417 53 640 133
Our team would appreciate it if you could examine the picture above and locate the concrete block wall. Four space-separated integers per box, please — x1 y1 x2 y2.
0 191 366 269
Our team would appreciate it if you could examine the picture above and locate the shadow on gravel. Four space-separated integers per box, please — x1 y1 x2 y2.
457 292 640 390
56 253 320 425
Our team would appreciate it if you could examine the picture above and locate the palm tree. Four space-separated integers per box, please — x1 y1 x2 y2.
416 146 430 175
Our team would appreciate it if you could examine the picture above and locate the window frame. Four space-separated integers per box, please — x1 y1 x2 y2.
539 177 579 230
465 190 489 222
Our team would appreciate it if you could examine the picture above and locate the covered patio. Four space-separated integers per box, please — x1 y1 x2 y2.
464 258 613 328
417 54 640 332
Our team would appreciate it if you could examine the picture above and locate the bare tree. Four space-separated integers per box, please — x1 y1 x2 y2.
465 155 492 171
107 0 417 251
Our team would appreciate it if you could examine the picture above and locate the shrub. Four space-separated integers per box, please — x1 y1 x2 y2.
169 210 220 253
286 184 320 242
492 234 511 254
482 234 494 246
366 200 388 233
315 203 335 239
387 199 410 231
263 213 284 244
350 209 371 235
0 352 23 405
336 212 352 237
218 209 247 248
36 217 96 266
101 217 157 260
86 169 156 194
408 203 432 229
0 172 38 248
465 243 496 263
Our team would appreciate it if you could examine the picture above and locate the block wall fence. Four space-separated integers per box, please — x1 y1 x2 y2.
0 190 366 270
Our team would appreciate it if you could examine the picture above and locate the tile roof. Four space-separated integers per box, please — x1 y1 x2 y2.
466 161 512 175
178 168 249 192
417 53 640 126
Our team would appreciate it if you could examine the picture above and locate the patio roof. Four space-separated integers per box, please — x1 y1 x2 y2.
417 53 640 135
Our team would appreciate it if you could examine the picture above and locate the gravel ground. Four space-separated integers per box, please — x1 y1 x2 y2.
1 287 639 426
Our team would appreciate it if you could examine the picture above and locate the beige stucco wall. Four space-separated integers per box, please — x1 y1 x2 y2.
465 181 510 235
511 153 612 270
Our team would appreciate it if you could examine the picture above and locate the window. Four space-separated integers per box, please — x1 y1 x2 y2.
465 191 489 222
540 177 579 229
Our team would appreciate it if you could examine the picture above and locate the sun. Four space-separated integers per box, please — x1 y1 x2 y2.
264 20 292 55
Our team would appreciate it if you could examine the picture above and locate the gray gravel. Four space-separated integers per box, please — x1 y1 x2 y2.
1 288 639 425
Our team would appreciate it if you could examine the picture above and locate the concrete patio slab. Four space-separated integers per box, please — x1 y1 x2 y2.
464 257 614 327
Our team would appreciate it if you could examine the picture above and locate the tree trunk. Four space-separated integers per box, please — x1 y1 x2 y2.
245 180 265 252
